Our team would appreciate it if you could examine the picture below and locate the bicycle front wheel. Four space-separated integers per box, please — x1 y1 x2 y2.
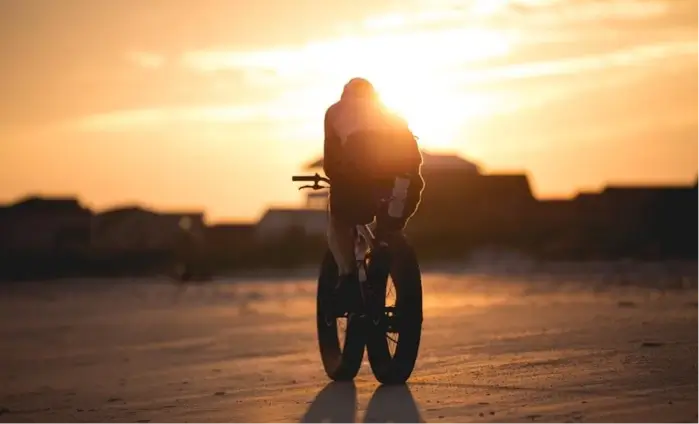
316 250 366 381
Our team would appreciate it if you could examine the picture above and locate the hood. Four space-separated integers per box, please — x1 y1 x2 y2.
341 77 378 101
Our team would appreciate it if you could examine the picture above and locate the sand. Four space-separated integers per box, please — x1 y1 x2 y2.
0 269 696 423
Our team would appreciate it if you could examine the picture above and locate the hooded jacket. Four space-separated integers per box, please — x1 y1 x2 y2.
323 85 422 181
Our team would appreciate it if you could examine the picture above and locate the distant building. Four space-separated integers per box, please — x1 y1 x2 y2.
0 196 92 252
306 192 330 210
414 171 535 239
91 206 205 252
205 222 256 252
584 184 696 255
301 150 534 237
255 208 327 241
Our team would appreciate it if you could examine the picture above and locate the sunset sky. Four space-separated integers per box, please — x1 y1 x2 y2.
1 0 697 222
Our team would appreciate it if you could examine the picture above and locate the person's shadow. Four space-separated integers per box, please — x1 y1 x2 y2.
300 382 423 423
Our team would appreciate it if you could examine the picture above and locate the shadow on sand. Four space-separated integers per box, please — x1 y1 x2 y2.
301 382 424 423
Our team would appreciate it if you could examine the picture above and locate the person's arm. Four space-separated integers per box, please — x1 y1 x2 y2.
323 107 342 180
394 115 423 175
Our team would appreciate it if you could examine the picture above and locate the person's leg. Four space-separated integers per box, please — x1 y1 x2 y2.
327 174 375 313
328 174 375 267
327 213 356 276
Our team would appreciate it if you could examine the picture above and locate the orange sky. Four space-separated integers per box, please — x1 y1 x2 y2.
1 0 697 223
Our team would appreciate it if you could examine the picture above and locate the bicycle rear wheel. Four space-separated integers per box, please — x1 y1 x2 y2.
365 235 423 384
316 249 366 381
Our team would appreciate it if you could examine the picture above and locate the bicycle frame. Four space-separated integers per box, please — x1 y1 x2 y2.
292 172 378 282
355 224 374 283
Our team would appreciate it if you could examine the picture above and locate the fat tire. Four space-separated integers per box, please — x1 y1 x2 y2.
316 249 366 381
365 235 423 384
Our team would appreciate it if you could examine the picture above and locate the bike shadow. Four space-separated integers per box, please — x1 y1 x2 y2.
300 381 424 423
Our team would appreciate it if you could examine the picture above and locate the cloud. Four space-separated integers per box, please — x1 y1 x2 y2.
73 0 696 135
126 51 165 69
358 0 675 32
75 38 694 135
75 106 252 132
181 26 513 81
73 98 321 133
451 40 697 88
179 0 691 87
511 0 670 20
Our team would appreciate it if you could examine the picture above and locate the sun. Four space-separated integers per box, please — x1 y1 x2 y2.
369 74 495 152
375 80 464 151
326 28 511 152
268 25 511 152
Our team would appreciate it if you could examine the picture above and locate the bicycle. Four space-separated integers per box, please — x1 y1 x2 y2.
292 173 423 384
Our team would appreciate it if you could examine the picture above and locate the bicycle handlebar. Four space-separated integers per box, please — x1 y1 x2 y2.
291 173 330 190
291 176 313 182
